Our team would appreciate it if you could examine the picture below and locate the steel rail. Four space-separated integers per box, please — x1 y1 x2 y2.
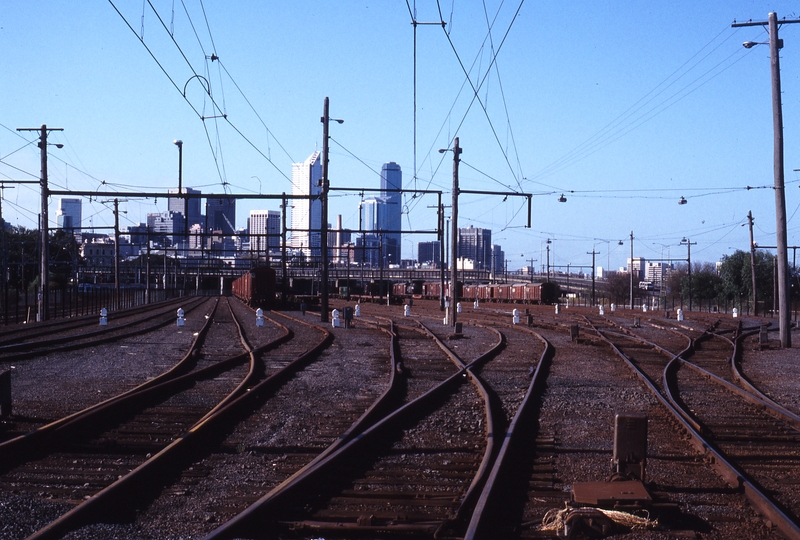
586 317 800 540
0 295 209 360
0 297 220 460
417 320 505 534
26 304 330 540
465 325 553 539
0 295 192 345
204 318 501 539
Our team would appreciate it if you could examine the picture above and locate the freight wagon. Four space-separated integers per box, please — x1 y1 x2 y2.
231 266 277 307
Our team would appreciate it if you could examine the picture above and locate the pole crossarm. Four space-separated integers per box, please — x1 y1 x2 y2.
732 18 800 27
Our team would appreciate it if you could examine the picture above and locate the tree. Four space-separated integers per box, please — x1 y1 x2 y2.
604 272 638 306
718 249 774 314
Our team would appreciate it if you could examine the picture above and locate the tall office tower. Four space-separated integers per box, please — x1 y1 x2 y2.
249 209 281 253
458 225 493 270
491 244 504 275
380 162 402 264
290 151 322 259
627 257 646 280
418 241 441 266
168 188 202 230
206 197 236 235
57 198 82 235
359 197 385 267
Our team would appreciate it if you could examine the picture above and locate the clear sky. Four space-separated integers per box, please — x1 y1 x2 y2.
2 1 800 273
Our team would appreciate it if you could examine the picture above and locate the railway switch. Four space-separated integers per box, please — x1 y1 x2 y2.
100 308 108 326
571 412 652 510
177 308 185 327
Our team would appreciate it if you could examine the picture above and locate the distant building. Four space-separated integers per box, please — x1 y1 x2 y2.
147 211 185 247
81 238 114 268
206 197 236 236
645 262 671 286
380 162 402 265
57 198 82 236
418 241 441 266
168 188 202 230
627 257 646 280
458 226 492 270
491 244 504 275
290 151 322 259
249 210 281 253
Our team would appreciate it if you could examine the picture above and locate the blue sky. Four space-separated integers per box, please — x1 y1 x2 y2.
3 1 800 272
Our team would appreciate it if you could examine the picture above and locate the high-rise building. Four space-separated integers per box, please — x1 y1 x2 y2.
57 198 82 235
206 197 236 236
168 188 202 230
418 241 441 266
147 211 185 247
627 257 646 279
290 151 322 259
360 197 385 267
249 210 281 253
380 162 402 264
458 226 492 270
491 244 504 275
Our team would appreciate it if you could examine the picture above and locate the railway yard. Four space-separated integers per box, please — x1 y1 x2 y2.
0 295 798 539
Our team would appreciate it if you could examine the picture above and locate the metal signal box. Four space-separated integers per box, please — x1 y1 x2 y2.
613 412 647 481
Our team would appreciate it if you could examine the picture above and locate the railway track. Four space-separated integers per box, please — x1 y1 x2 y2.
0 295 209 362
583 313 800 539
206 310 503 539
0 296 265 539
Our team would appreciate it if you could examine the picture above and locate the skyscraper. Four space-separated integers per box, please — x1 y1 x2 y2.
458 226 492 270
56 198 82 236
249 209 281 253
290 151 322 259
168 188 202 230
206 197 236 235
380 162 402 264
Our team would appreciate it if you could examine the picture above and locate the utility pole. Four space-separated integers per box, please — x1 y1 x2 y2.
439 199 446 310
748 210 758 316
733 12 800 346
587 249 599 306
113 199 121 310
17 124 63 321
629 231 634 310
281 193 288 305
319 97 343 323
680 237 696 311
443 137 462 328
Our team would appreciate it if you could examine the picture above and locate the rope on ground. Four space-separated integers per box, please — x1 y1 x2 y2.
540 505 658 536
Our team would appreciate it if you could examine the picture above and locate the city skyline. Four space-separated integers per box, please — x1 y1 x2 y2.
3 3 800 273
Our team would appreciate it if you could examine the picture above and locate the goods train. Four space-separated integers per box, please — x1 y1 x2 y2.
232 266 277 307
392 280 560 305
